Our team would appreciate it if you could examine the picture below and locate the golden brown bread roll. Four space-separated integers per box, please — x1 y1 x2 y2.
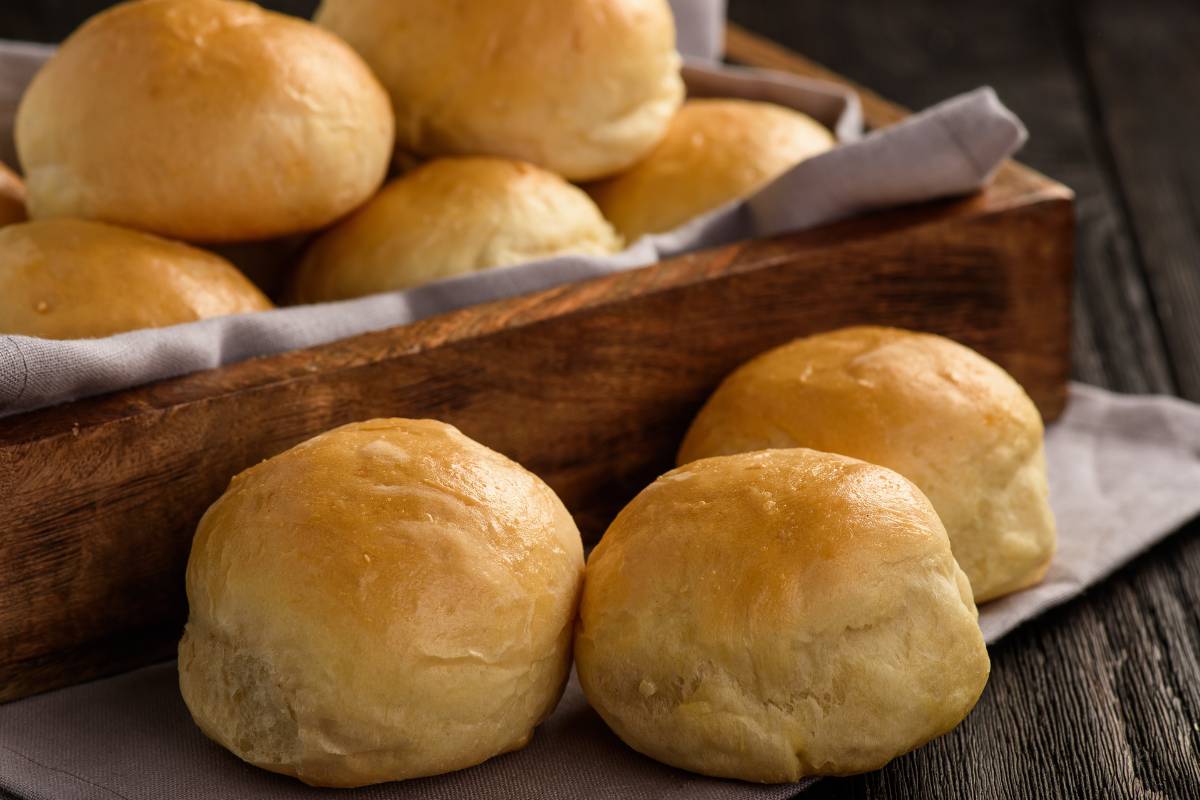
0 162 26 227
179 418 585 787
16 0 393 243
588 99 835 241
314 0 683 181
678 326 1056 602
576 448 990 782
0 219 271 339
290 157 622 303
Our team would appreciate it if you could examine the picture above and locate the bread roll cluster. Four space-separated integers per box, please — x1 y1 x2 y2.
180 326 1053 786
678 326 1057 602
4 0 397 337
1 0 836 338
576 327 1056 782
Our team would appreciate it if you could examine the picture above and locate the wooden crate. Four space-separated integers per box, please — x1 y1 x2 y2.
0 26 1074 704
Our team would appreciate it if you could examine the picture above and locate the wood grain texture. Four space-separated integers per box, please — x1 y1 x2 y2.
722 1 1200 797
1076 0 1200 400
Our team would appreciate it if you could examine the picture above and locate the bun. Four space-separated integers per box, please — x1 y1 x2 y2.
576 448 990 782
0 162 26 227
0 219 271 338
678 326 1056 602
315 0 683 181
290 157 622 303
588 99 834 241
178 418 585 787
16 0 393 243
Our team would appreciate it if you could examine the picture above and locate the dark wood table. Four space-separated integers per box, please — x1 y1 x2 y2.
2 1 1198 798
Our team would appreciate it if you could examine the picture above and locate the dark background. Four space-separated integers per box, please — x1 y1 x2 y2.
2 2 1198 798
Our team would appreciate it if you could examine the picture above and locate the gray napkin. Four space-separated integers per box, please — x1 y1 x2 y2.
1 383 1197 800
671 0 728 62
0 50 1024 417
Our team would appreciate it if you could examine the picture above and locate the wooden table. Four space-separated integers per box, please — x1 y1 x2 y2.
2 1 1197 798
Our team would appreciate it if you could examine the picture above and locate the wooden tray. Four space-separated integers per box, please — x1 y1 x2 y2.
0 26 1074 704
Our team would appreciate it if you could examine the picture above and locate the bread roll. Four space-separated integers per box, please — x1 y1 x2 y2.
678 326 1056 602
0 219 271 339
576 448 990 782
0 162 26 227
16 0 393 243
315 0 683 181
178 418 584 787
290 157 622 303
588 99 834 241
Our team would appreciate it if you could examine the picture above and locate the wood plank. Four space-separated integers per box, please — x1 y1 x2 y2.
726 24 910 127
0 194 1073 702
1076 0 1200 401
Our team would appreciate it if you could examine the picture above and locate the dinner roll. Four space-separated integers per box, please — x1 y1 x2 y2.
315 0 683 181
179 419 584 787
290 157 622 303
588 99 835 241
0 162 26 227
678 326 1056 603
576 449 990 782
16 0 393 243
0 219 271 339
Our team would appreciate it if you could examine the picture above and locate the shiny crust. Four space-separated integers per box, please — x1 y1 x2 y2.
678 326 1057 602
0 219 270 338
315 0 683 181
178 419 585 787
587 99 835 240
289 157 622 303
576 448 990 782
16 0 393 243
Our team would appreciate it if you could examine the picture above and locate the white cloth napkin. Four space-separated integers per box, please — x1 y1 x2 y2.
0 37 1025 416
0 383 1196 800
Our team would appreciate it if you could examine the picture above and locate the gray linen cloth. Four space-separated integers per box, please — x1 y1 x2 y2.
0 30 1025 416
673 0 728 63
1 383 1198 800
